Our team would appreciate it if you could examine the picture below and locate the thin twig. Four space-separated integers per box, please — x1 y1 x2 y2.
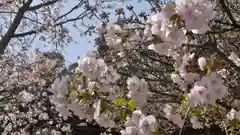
178 106 190 135
222 121 229 135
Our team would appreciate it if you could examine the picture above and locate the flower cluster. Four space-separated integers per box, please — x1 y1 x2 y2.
51 52 122 126
170 53 200 91
51 75 71 117
0 52 71 135
227 109 240 121
175 0 214 34
127 76 149 108
120 110 156 135
76 52 120 94
4 0 240 134
228 52 240 66
188 72 228 107
47 0 240 134
163 105 184 128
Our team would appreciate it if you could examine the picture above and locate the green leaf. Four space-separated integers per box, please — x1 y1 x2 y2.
121 110 127 120
71 81 77 91
113 97 128 106
100 100 108 114
82 76 87 87
180 94 188 105
78 92 91 99
170 14 181 28
206 63 211 75
128 99 136 111
190 108 202 117
76 72 82 78
153 128 159 135
170 14 178 24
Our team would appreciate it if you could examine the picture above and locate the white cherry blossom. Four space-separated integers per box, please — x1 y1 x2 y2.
51 75 71 116
68 101 86 119
175 0 214 34
163 104 184 127
94 115 116 128
18 91 34 102
121 110 156 135
76 53 107 80
171 73 182 84
120 127 141 135
105 24 123 50
188 72 227 106
227 109 240 121
170 114 185 128
127 76 149 107
217 68 228 79
198 57 207 71
138 115 156 134
228 52 240 66
190 116 202 129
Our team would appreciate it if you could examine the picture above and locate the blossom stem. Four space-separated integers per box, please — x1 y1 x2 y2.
178 106 190 135
222 121 229 135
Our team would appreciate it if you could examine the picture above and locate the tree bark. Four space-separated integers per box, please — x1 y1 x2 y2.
0 0 32 54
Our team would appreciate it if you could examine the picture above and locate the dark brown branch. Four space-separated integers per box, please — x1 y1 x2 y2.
27 0 58 11
55 0 85 21
14 30 37 37
219 0 240 27
54 10 89 26
0 0 33 54
190 43 240 72
213 45 240 72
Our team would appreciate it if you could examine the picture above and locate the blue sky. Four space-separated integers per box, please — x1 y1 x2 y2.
33 0 151 65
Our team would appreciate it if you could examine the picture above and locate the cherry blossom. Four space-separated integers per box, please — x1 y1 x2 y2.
190 116 202 129
51 75 70 116
121 110 156 135
4 0 239 134
217 68 229 79
76 53 107 80
18 91 34 103
163 105 184 128
94 115 116 128
175 0 214 34
228 52 240 66
198 57 207 71
93 99 115 128
188 72 228 106
105 25 123 50
227 109 240 121
127 76 149 107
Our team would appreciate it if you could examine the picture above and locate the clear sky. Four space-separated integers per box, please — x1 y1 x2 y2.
33 0 151 65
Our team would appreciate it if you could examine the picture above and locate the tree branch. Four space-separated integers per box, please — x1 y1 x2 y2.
54 10 89 26
219 0 240 27
55 0 85 21
0 0 33 54
27 0 58 11
14 30 37 37
213 46 240 72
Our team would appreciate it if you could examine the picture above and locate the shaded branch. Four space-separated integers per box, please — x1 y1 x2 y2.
54 10 89 26
0 0 33 54
14 30 37 37
55 0 85 21
213 45 240 72
219 0 240 27
27 0 58 11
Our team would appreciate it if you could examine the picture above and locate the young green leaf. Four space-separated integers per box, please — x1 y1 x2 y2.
128 99 136 111
113 97 128 106
153 128 159 135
